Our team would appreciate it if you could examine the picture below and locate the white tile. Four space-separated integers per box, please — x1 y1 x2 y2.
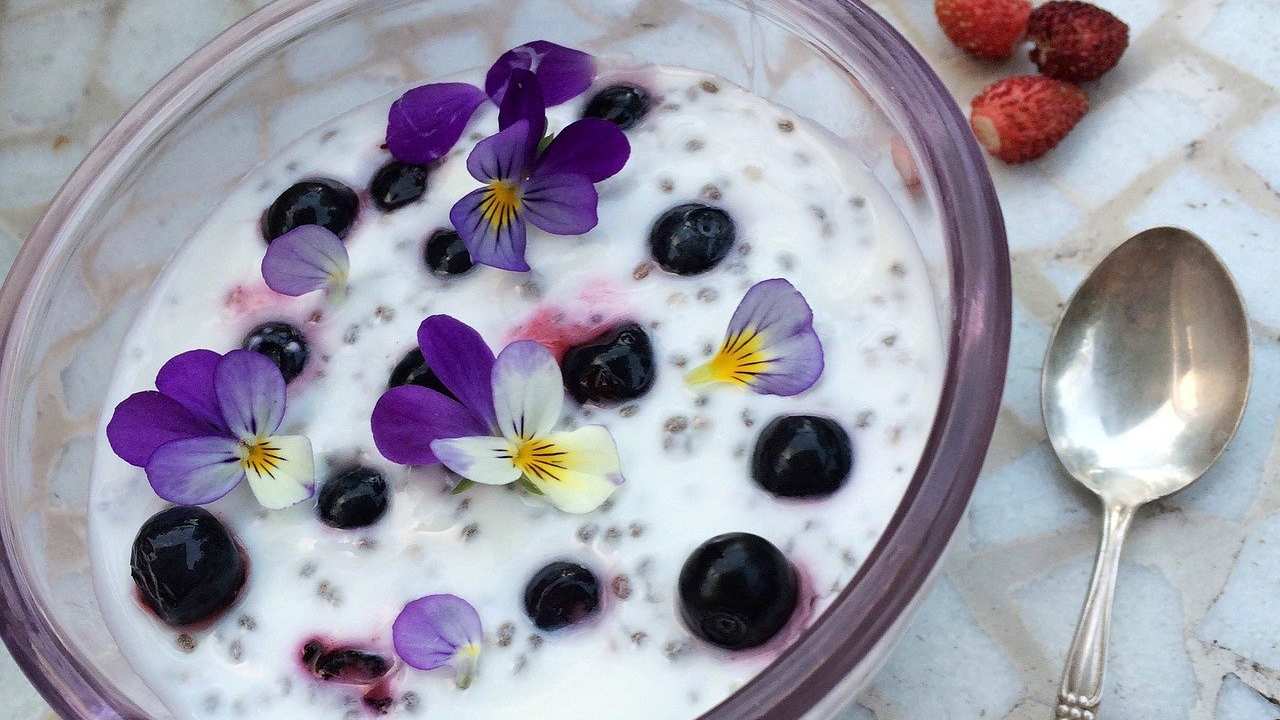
1194 0 1280 84
969 439 1091 547
1104 0 1168 38
1015 557 1197 718
284 19 374 85
0 644 48 719
837 702 876 720
1216 675 1280 719
408 28 492 81
102 0 243 102
992 164 1085 253
1126 168 1280 329
0 138 88 209
1234 107 1280 192
0 4 104 136
1199 514 1280 668
1002 297 1052 426
871 579 1024 718
1039 56 1237 208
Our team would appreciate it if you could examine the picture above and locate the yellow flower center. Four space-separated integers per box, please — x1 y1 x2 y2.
480 180 522 230
240 438 285 478
686 328 771 387
511 438 569 483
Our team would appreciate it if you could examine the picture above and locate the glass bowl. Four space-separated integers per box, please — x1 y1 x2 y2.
0 1 1009 718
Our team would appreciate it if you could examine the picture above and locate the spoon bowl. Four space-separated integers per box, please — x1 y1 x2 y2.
1041 226 1250 720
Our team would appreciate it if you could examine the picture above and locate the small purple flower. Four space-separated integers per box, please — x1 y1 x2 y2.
261 224 349 297
106 350 315 509
385 41 596 165
449 70 630 271
686 279 825 396
393 594 483 689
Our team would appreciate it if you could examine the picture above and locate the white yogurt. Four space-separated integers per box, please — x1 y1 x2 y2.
88 66 943 720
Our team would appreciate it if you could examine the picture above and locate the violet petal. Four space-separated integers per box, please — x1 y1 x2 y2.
535 118 630 183
261 225 350 297
145 435 246 506
490 340 565 442
449 185 530 272
214 350 286 440
371 385 489 465
520 173 598 236
485 41 595 107
416 315 498 429
154 349 228 433
497 68 547 148
386 82 487 165
393 594 483 683
465 120 533 183
106 391 221 467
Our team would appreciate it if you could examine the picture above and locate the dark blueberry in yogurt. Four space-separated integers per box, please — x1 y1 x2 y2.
242 321 309 383
303 641 392 685
317 467 389 529
262 178 359 242
751 415 853 498
524 561 601 631
648 203 736 275
582 84 651 130
130 507 246 627
678 533 797 650
423 228 474 276
561 323 655 404
387 347 453 399
370 161 429 212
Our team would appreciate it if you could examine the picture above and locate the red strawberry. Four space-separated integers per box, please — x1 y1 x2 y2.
936 0 1033 60
970 76 1089 163
1028 1 1129 81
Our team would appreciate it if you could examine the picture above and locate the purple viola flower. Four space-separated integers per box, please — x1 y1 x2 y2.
371 315 623 514
106 350 315 509
393 594 483 689
261 224 349 298
686 279 825 396
385 41 595 165
449 72 630 271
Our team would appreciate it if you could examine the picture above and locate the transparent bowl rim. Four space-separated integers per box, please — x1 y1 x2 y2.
0 1 1011 718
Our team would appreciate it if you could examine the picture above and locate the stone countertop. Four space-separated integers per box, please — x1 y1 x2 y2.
1 1 1278 718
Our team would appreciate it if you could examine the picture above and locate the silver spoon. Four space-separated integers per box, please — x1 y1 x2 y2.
1042 227 1251 720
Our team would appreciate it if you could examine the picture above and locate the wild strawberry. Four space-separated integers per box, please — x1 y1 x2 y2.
1028 1 1129 81
970 76 1089 164
935 0 1033 60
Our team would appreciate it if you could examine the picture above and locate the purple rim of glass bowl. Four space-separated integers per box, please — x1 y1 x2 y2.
0 1 1010 718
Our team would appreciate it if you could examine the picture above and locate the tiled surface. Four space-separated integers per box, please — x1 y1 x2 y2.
1 1 1279 718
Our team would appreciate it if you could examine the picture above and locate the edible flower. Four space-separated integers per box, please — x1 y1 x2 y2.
261 224 350 297
450 69 630 271
386 41 595 165
371 315 624 513
106 350 315 509
393 594 484 689
686 279 825 396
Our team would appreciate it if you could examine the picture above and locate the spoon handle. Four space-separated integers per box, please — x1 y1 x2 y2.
1055 503 1136 720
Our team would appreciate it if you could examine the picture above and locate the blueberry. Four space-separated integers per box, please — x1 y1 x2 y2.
317 467 389 529
130 507 246 627
262 178 359 242
678 533 797 650
582 85 651 130
387 347 453 398
523 561 601 631
648 203 736 275
370 161 429 212
423 229 474 276
303 641 391 685
242 321 309 383
561 323 655 404
751 415 853 498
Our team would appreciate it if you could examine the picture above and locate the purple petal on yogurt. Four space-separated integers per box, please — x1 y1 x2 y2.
497 68 547 147
686 278 825 396
393 594 484 688
465 119 533 184
449 184 531 272
145 435 246 506
519 172 599 236
485 41 595 107
386 82 487 165
417 315 498 429
261 225 350 297
535 118 631 183
106 391 221 467
214 350 287 440
154 350 228 433
371 385 489 466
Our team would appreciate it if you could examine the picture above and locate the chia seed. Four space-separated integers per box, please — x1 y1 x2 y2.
612 575 633 600
658 177 675 193
856 410 875 429
664 639 693 661
461 522 479 541
528 634 544 651
890 261 907 277
229 639 244 662
576 523 599 542
343 325 360 345
497 622 515 647
176 634 197 653
633 261 654 280
299 561 317 578
736 241 752 256
700 184 722 201
699 80 721 93
619 403 640 417
685 139 705 152
670 353 689 368
317 580 341 606
664 416 690 433
631 631 648 646
629 522 645 537
697 287 719 303
777 118 795 133
374 305 395 322
605 526 623 543
513 654 528 674
778 252 796 271
402 692 421 713
238 615 257 631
